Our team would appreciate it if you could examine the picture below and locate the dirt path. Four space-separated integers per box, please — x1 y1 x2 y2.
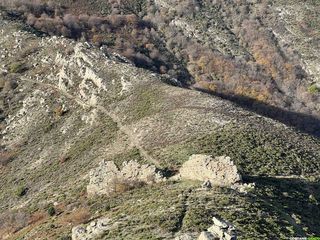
20 77 160 167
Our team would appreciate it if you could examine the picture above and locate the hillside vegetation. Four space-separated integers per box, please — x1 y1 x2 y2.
0 0 320 136
0 1 320 239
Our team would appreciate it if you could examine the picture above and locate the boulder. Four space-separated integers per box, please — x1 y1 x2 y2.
72 218 111 240
87 160 164 196
87 161 120 196
206 216 237 240
197 231 217 240
231 182 255 194
175 233 197 240
179 155 241 186
121 160 163 183
212 217 229 229
202 180 212 189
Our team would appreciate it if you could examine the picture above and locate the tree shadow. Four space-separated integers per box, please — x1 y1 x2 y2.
192 87 320 138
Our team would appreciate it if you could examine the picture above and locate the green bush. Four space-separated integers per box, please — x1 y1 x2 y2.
47 206 56 216
9 62 27 73
59 236 71 240
15 185 27 197
308 84 320 94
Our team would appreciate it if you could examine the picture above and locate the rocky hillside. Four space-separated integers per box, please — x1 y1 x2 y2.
1 0 320 137
0 2 320 240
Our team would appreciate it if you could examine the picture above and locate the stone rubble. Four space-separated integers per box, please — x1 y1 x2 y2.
231 182 256 194
198 217 237 240
72 218 112 240
174 233 198 240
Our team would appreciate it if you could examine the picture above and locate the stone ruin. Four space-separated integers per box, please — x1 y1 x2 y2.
87 160 164 196
179 155 242 186
198 216 237 240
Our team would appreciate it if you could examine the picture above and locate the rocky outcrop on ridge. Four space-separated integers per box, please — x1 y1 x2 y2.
1 15 320 239
179 155 242 186
87 160 164 196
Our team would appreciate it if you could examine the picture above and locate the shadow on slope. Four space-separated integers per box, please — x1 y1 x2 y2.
244 175 320 237
193 87 320 138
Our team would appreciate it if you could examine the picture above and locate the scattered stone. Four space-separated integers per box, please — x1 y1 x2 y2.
198 231 217 240
209 217 237 240
197 216 237 240
72 218 112 240
179 155 242 186
202 180 212 190
231 183 255 194
175 233 197 240
87 160 164 196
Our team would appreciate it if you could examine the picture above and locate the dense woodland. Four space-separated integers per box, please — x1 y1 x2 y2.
1 0 319 135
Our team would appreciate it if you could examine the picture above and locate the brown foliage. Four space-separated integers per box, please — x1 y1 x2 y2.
0 150 17 166
0 210 30 235
28 211 46 225
59 208 91 225
112 179 146 194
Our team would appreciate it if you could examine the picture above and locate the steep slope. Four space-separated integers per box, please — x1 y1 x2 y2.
1 0 319 132
1 15 320 239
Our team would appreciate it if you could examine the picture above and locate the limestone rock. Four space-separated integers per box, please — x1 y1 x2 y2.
72 218 111 240
202 180 212 190
87 161 119 196
87 160 164 196
198 231 217 240
231 183 255 194
121 160 163 183
180 155 242 186
175 233 197 240
207 217 237 240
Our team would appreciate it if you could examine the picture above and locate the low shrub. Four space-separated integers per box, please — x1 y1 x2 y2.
15 185 28 197
0 151 16 166
9 62 28 73
308 84 320 94
59 208 91 225
113 179 146 194
47 206 56 216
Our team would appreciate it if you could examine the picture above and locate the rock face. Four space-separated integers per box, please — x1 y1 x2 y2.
87 160 164 196
198 217 237 240
180 155 242 186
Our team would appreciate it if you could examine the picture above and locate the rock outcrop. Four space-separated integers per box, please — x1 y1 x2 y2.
198 217 237 240
87 160 164 196
231 182 256 194
179 155 242 186
72 218 112 240
174 233 197 240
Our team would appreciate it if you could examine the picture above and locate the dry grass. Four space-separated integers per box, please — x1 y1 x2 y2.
113 179 146 194
28 211 47 226
0 211 30 238
59 154 70 164
59 208 91 225
0 151 17 166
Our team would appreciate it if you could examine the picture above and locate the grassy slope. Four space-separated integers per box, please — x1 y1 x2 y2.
0 17 319 239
